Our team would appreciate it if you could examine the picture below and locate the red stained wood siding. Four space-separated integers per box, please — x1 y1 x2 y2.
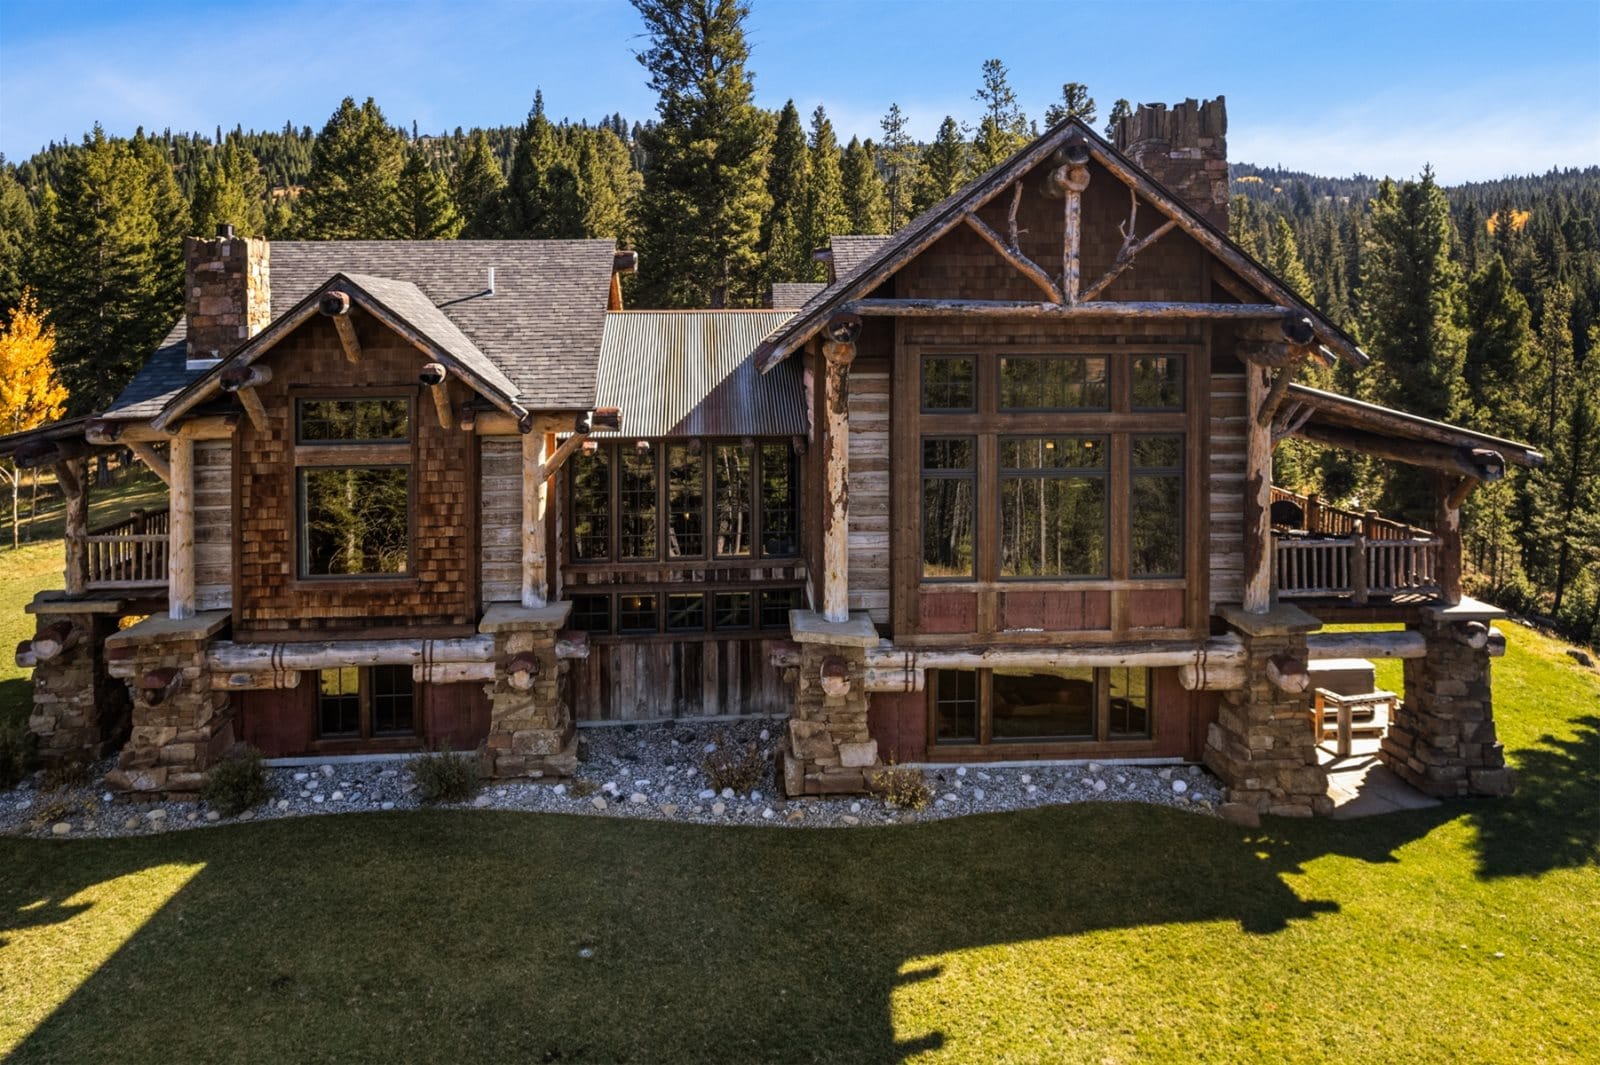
917 592 979 633
1127 588 1185 629
868 691 926 764
999 590 1113 631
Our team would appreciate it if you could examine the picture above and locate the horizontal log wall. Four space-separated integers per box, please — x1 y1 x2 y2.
195 440 232 610
480 437 522 603
1209 371 1246 607
567 637 793 722
847 363 891 624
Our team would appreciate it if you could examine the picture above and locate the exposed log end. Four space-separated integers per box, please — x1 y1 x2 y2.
219 364 271 393
590 407 623 432
1281 315 1316 346
824 313 862 344
613 250 639 275
15 640 37 669
820 655 851 697
31 620 79 662
1266 654 1311 694
554 630 590 660
505 651 540 691
418 362 448 387
769 640 803 670
1452 620 1490 650
318 291 352 317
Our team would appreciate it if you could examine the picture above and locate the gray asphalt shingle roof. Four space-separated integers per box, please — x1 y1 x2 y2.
769 282 827 308
107 239 617 418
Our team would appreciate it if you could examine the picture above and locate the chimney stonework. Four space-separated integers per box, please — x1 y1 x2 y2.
184 227 270 363
1112 96 1229 230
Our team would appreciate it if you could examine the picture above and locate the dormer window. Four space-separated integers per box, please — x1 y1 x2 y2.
294 395 414 578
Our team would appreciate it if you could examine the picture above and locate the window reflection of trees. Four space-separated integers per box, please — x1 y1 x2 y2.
300 466 409 576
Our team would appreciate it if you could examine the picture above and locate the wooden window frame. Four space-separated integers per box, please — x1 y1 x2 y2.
311 665 422 749
1129 433 1186 580
927 666 1155 753
895 342 1208 642
919 434 978 581
291 388 417 586
555 584 804 642
565 437 802 567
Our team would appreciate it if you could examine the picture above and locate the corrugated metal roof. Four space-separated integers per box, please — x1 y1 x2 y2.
593 311 808 438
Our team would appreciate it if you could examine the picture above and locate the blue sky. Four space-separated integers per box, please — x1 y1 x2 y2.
1 0 1597 182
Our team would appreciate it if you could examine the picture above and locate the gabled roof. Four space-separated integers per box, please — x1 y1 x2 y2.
153 272 526 430
591 311 806 438
753 118 1367 372
769 282 827 309
107 239 616 420
1284 384 1546 468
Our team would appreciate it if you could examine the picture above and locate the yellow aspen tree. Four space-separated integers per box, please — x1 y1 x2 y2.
0 291 69 548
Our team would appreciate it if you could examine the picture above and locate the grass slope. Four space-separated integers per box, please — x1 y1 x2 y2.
1 622 1596 1062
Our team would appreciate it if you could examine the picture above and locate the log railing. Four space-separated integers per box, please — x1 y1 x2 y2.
1275 534 1442 603
85 507 170 590
1270 486 1429 541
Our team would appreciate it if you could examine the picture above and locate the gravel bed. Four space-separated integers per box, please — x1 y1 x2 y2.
0 717 1225 840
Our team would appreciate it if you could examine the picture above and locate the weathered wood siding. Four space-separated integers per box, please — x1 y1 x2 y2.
233 308 477 636
568 637 792 721
479 437 522 603
195 440 232 610
1208 371 1246 607
847 363 890 624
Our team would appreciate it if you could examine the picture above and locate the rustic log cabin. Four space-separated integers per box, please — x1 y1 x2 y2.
6 98 1544 816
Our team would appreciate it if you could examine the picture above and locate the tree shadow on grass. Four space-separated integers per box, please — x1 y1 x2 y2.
1469 714 1600 880
2 797 1462 1064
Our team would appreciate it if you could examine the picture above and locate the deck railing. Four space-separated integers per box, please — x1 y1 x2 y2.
1275 534 1441 603
1270 486 1429 541
85 507 170 591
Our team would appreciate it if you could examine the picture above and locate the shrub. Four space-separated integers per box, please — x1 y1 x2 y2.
872 763 932 811
202 748 271 815
701 733 765 795
410 748 480 804
0 723 33 790
42 758 90 792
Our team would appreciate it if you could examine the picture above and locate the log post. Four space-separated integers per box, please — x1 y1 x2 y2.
1349 531 1369 605
1060 163 1090 304
1243 362 1273 612
56 457 88 598
522 429 547 609
419 363 455 429
1436 473 1471 606
821 316 860 623
169 436 195 620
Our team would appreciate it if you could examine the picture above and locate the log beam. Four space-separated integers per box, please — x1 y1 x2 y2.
220 364 272 433
126 440 172 486
207 636 494 673
867 634 1247 693
319 292 361 363
168 436 195 619
1256 348 1311 428
31 620 80 662
844 298 1296 320
962 208 1063 303
1081 218 1178 302
419 363 455 429
1292 424 1506 483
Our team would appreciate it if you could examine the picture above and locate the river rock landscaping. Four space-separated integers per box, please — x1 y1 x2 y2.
0 716 1224 839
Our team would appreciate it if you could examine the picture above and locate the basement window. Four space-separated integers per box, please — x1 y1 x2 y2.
316 665 416 740
932 667 1153 746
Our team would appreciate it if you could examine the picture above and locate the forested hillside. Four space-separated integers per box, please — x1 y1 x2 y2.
0 0 1594 646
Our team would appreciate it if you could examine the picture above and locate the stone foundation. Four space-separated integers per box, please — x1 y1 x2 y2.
1204 604 1331 817
479 603 579 780
1381 611 1515 798
21 599 131 767
103 611 234 799
780 610 881 796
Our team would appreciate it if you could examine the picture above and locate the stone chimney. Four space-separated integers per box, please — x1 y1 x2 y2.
184 223 270 368
1112 96 1229 230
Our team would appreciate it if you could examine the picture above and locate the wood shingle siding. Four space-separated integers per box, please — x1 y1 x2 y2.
194 440 232 610
479 438 523 604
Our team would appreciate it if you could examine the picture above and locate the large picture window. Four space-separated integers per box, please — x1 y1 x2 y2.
295 396 413 579
921 437 975 578
933 667 1153 747
568 438 801 564
998 436 1107 578
1131 435 1183 576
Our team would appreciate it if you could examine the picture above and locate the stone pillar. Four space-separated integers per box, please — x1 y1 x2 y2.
1111 97 1229 229
21 601 130 767
104 611 233 799
781 609 881 796
1381 605 1514 797
1204 604 1331 817
480 602 579 780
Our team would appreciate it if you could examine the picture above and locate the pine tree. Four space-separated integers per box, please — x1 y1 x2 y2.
398 148 463 239
31 127 186 413
914 116 967 213
1530 351 1600 611
1104 99 1132 139
800 105 848 277
971 58 1029 172
1360 168 1468 520
574 126 637 239
503 92 585 239
0 290 68 547
841 137 888 235
1535 281 1575 447
0 162 35 321
630 0 772 307
191 141 268 237
304 97 407 239
879 103 918 232
1044 82 1096 127
1463 255 1537 438
1266 216 1313 301
761 100 812 284
451 129 507 237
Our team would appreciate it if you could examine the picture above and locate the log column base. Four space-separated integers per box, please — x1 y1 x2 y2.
1203 620 1332 818
780 610 882 797
103 612 234 800
1380 617 1514 798
480 603 578 780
